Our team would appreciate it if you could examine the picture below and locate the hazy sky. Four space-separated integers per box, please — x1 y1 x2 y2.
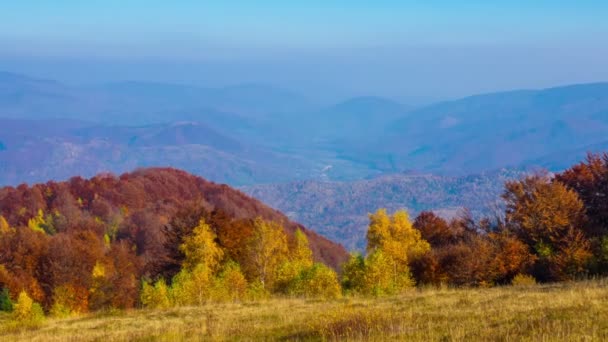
1 1 607 102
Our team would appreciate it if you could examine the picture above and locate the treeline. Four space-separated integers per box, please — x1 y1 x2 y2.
341 153 608 295
1 154 608 322
139 218 341 310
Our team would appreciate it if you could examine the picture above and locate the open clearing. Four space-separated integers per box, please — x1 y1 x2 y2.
1 279 607 341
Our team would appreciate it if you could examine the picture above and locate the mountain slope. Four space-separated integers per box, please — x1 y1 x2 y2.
1 71 608 186
0 167 348 269
306 96 410 141
92 81 313 121
0 118 319 186
0 72 312 126
339 83 608 174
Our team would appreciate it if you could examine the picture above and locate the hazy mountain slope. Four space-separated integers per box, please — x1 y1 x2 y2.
0 118 323 186
0 72 313 127
527 140 608 170
0 72 101 120
339 83 608 174
242 170 522 250
92 82 314 120
1 71 608 187
305 96 410 141
74 122 244 152
0 73 396 185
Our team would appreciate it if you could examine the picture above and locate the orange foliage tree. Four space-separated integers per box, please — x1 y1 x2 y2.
503 173 592 281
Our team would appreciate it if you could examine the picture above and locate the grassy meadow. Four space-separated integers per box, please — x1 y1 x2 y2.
1 279 607 341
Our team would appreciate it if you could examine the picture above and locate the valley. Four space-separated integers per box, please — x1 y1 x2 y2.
2 72 608 249
2 3 607 341
243 169 522 250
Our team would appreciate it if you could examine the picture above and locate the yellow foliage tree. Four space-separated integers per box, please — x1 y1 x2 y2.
0 215 12 235
276 229 315 294
368 209 430 262
246 218 288 290
92 261 105 279
27 209 47 234
12 290 34 321
291 229 314 268
89 261 112 311
179 219 224 272
298 263 342 299
140 279 171 309
367 209 392 251
12 291 45 325
171 264 213 306
214 262 248 302
363 250 398 296
341 253 366 293
366 209 430 291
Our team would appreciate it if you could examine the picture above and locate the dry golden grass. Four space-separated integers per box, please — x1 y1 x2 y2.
1 279 607 341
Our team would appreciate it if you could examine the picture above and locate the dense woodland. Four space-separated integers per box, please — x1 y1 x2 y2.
1 154 608 322
0 168 346 317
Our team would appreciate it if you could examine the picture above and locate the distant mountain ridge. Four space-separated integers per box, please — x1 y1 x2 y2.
0 71 607 188
0 117 327 186
336 82 608 175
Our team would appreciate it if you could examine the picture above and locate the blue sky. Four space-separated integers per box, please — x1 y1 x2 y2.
1 1 607 102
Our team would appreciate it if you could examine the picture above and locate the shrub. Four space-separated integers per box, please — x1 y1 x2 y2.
363 250 405 296
341 253 366 294
140 279 172 309
0 288 13 312
296 263 342 299
50 301 72 318
50 284 88 317
11 291 45 329
275 261 303 294
215 262 248 302
246 280 270 301
511 273 537 287
171 264 212 306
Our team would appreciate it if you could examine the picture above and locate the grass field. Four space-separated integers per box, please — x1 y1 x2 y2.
1 279 607 341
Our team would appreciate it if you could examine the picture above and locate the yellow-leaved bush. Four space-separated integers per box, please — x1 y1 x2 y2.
343 209 430 296
11 290 45 327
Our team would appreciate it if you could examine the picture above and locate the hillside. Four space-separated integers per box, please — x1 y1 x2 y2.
0 167 347 268
0 73 372 186
0 72 313 125
0 168 348 310
341 83 608 174
300 96 410 142
0 118 326 186
243 170 523 250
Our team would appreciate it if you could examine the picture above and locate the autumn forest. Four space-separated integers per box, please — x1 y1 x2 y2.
0 152 605 333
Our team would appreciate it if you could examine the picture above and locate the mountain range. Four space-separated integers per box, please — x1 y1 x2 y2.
366 83 608 174
1 71 607 248
2 71 607 186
